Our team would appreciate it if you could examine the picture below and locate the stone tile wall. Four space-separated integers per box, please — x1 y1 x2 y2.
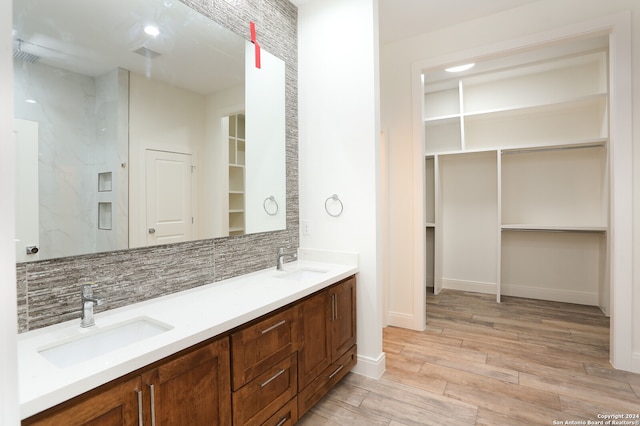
16 0 298 333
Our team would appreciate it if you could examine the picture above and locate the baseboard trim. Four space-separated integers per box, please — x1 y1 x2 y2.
502 284 598 306
628 352 640 374
387 311 424 331
352 351 386 379
442 278 496 294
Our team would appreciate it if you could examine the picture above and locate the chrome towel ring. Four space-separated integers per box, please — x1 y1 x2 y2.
324 194 343 217
263 196 279 216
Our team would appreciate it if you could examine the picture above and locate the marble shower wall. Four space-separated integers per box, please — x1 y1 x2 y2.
14 62 113 259
16 0 298 333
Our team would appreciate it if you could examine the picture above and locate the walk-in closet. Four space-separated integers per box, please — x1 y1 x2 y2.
422 34 610 314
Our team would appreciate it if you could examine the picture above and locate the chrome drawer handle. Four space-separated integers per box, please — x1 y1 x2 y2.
260 368 286 388
331 294 337 321
136 390 144 426
328 364 344 379
276 416 288 426
260 319 286 335
149 384 156 426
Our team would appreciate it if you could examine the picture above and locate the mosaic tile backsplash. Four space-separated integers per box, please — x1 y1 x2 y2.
16 0 298 333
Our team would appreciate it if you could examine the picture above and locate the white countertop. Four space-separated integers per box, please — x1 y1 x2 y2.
18 255 358 419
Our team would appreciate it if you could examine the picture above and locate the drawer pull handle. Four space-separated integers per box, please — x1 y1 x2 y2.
261 368 286 387
149 384 156 426
331 294 336 321
260 319 286 335
328 364 344 379
276 416 288 426
136 390 144 426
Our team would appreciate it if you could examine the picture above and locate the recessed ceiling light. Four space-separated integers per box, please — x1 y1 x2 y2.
25 99 37 104
445 63 475 73
144 25 160 37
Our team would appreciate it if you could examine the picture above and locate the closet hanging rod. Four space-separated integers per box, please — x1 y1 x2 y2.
501 227 606 234
501 142 606 155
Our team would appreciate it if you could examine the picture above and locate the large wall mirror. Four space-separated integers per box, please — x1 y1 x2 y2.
13 0 287 262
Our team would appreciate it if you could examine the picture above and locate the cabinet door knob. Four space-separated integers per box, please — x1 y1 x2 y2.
148 228 156 234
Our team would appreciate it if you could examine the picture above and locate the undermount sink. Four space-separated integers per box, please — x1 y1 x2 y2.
38 317 173 368
277 268 328 281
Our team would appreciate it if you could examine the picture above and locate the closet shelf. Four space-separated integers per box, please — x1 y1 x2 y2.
425 147 498 157
425 138 608 157
500 139 607 155
501 224 607 233
424 113 460 122
463 93 607 120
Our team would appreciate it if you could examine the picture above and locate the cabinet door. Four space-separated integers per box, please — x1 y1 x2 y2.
297 289 331 389
330 276 357 361
141 337 231 426
22 376 141 426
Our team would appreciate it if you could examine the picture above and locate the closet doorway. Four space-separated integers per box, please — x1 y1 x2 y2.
412 14 633 371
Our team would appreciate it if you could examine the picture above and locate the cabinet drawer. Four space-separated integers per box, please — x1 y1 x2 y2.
232 353 298 426
298 344 357 417
231 307 299 390
262 396 298 426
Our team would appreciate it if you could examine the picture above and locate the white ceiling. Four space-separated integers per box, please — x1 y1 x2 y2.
291 0 545 44
13 0 246 95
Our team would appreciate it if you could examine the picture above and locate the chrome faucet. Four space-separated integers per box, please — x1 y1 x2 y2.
81 283 105 328
276 247 297 270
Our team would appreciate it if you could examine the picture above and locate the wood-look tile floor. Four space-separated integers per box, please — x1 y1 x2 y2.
298 289 640 425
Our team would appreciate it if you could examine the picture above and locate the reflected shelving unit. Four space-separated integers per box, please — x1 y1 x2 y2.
228 113 246 236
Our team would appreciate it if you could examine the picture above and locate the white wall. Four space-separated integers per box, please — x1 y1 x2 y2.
1 0 19 422
381 0 639 371
298 0 384 379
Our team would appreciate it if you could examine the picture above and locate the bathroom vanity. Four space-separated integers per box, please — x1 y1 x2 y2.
18 259 358 425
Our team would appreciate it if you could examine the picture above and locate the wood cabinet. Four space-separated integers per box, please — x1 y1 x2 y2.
230 307 299 425
297 289 330 389
231 307 299 390
232 353 298 426
23 337 231 426
22 377 141 426
422 36 610 311
329 277 357 360
140 337 232 425
23 275 357 426
298 275 357 417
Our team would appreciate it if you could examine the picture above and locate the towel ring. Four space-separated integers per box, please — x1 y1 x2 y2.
263 196 279 216
324 194 343 217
